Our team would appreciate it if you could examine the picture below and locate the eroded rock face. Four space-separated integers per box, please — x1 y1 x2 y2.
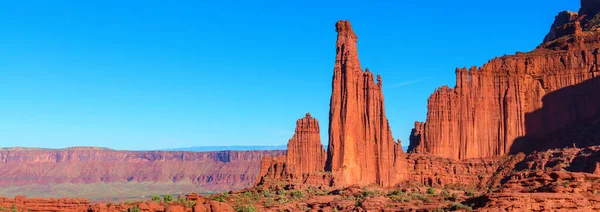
325 20 402 187
409 1 600 159
286 113 326 178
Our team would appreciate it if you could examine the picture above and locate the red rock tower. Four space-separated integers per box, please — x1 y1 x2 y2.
325 20 401 186
286 113 326 178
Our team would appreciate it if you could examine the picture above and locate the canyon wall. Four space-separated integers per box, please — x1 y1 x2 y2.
325 20 402 187
408 0 600 159
0 147 284 193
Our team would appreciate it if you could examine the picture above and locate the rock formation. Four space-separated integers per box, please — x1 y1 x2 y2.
409 0 600 159
256 113 332 188
0 148 284 198
286 113 327 178
325 20 402 187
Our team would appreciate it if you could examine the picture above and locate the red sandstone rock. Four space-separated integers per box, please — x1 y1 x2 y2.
409 0 600 159
544 11 579 42
325 20 402 187
255 155 290 187
166 205 185 212
286 113 326 178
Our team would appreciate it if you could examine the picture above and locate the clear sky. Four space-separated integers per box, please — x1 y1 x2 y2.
0 0 580 150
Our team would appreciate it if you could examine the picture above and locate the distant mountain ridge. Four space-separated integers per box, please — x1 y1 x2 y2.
166 145 409 152
164 145 288 151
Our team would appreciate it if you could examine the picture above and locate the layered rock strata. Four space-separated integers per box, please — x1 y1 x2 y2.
0 148 284 193
409 0 600 159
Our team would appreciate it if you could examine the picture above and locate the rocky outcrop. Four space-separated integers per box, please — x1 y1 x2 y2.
407 122 425 153
256 114 331 188
325 20 402 187
409 0 600 159
0 148 284 196
286 113 326 178
543 11 579 42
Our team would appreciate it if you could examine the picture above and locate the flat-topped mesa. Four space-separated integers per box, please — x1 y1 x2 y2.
326 20 401 187
409 2 600 160
286 113 326 178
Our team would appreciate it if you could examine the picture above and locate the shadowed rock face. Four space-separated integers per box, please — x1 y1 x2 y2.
325 20 402 187
408 0 600 159
286 113 326 178
0 148 284 192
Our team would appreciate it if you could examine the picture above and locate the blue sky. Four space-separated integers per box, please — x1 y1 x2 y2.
0 0 579 150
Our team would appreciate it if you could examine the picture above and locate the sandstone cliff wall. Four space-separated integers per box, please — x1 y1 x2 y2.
409 0 600 159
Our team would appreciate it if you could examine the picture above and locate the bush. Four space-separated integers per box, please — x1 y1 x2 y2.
465 189 475 197
185 201 196 208
363 189 377 197
259 190 273 198
128 205 141 212
290 190 304 199
448 202 472 211
212 195 226 203
277 194 289 204
263 199 275 208
11 204 16 212
235 205 257 212
177 197 185 203
440 189 450 198
387 190 404 196
163 194 174 203
412 193 431 203
426 187 436 195
390 195 411 202
242 191 253 198
151 195 161 203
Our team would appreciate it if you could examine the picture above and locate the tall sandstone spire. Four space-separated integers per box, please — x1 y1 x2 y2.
409 0 600 159
286 113 326 178
325 20 401 186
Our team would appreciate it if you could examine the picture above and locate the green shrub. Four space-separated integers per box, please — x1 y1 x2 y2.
177 197 185 203
440 189 450 198
163 194 174 203
263 199 275 208
290 190 304 199
151 195 161 203
465 189 476 197
242 191 253 198
261 190 274 198
128 205 141 212
426 187 436 195
448 202 472 211
363 189 377 197
185 201 196 208
213 195 226 202
277 194 289 204
234 205 257 212
390 195 411 202
387 190 404 196
412 193 431 203
10 204 16 212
